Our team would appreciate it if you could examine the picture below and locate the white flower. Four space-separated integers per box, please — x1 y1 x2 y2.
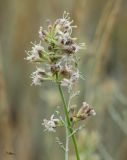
60 64 72 77
64 43 86 54
38 27 47 40
31 68 46 86
42 115 59 132
61 78 72 87
61 70 80 90
64 64 72 73
71 70 80 83
56 32 71 46
90 109 96 116
55 11 77 36
25 42 44 62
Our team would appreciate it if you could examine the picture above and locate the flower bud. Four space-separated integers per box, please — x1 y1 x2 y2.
77 102 96 120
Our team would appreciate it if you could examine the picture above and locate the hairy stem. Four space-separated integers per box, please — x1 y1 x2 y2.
57 82 80 160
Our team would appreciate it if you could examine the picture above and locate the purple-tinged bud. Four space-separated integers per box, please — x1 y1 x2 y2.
77 102 96 120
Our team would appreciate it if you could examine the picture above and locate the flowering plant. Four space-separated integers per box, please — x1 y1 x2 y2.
25 11 96 160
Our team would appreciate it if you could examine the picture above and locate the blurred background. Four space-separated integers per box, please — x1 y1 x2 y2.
0 0 127 159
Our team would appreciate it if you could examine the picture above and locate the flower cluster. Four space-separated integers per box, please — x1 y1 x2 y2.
77 102 96 119
42 101 96 132
70 102 96 122
25 11 85 89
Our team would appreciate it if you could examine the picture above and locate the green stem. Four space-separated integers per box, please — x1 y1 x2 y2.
65 118 69 160
57 83 80 160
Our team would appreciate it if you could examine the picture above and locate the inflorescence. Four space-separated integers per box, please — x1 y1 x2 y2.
25 11 85 90
25 11 96 132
